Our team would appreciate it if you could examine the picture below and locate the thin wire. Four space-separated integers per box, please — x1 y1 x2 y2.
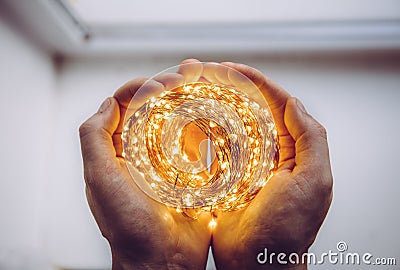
122 82 278 212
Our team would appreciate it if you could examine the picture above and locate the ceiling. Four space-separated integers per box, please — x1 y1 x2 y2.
66 0 400 25
2 0 400 57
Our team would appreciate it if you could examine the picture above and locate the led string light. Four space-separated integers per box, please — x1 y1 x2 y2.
122 80 279 214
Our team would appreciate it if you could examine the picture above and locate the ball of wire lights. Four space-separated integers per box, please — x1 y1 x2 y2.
122 63 278 214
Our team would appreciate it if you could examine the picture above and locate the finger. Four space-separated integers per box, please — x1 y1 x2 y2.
213 64 231 86
113 77 149 157
126 79 165 116
284 97 332 188
225 67 267 107
114 78 148 112
79 97 120 187
220 62 296 168
202 62 220 84
220 62 291 137
202 62 234 87
177 58 203 83
153 72 185 91
113 80 165 157
113 77 148 134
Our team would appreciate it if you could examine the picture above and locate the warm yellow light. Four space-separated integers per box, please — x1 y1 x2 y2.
209 217 217 230
121 63 278 214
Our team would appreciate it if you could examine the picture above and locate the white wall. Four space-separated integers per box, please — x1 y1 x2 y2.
0 14 54 270
50 54 400 269
1 6 400 269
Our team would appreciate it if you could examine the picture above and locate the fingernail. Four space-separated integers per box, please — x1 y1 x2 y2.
98 98 111 113
295 98 307 114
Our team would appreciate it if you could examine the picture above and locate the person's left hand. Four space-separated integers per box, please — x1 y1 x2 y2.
79 60 212 270
210 62 333 270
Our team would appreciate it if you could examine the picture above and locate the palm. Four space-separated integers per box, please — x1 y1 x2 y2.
86 157 211 269
81 59 332 269
211 170 328 268
83 72 213 269
209 62 333 269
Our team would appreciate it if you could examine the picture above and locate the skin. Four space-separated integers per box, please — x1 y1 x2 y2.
211 62 333 269
79 59 333 269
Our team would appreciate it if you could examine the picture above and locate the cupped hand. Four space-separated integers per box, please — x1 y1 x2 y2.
210 62 333 270
79 61 212 270
79 59 333 270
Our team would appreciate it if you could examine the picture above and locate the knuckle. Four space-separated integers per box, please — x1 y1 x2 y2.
314 122 328 140
79 122 89 138
79 121 95 139
131 77 148 88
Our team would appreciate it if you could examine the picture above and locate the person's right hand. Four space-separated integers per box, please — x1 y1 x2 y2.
79 63 212 270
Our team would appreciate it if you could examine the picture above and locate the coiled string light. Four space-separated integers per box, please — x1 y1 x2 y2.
122 63 278 216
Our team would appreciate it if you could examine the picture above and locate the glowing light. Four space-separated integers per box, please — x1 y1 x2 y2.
209 217 217 230
121 63 279 215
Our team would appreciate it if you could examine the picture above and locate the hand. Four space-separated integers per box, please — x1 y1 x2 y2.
211 63 333 269
79 59 333 270
79 62 212 270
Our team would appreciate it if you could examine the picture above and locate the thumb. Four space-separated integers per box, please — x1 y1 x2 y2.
284 97 332 184
79 97 120 185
